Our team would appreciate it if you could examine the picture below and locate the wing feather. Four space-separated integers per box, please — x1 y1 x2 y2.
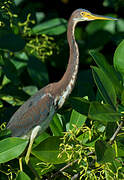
7 91 54 137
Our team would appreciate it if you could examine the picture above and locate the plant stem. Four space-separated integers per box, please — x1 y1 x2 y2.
19 157 23 171
51 151 94 179
109 121 123 143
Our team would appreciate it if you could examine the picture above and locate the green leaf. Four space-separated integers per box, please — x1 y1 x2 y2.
11 52 28 75
116 136 124 157
114 40 124 75
16 171 31 180
0 31 26 52
86 19 116 34
50 114 64 136
105 122 117 139
69 97 90 116
95 140 115 163
0 84 29 102
2 58 20 85
27 56 49 87
116 19 124 33
88 102 121 123
32 136 67 164
15 0 25 6
30 156 55 176
121 90 124 106
92 66 117 109
23 86 38 96
90 50 122 95
77 131 91 146
32 18 67 35
69 109 87 130
33 132 50 149
35 12 45 23
105 160 123 179
0 137 28 163
11 58 27 71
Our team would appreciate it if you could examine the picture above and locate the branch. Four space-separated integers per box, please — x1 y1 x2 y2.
109 121 123 144
50 121 123 179
51 151 94 179
51 159 78 179
71 173 79 180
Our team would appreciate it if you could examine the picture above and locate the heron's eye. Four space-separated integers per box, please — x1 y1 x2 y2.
80 12 84 16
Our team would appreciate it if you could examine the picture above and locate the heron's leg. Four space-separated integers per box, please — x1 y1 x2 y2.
25 125 41 164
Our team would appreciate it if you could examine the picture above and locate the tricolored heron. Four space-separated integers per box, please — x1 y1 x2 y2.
7 9 117 164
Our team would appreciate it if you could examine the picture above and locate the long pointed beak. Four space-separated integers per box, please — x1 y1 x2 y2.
90 13 118 21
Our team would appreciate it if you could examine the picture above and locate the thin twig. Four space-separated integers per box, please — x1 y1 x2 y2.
109 121 123 144
51 159 78 178
71 173 79 180
50 121 123 179
51 151 94 179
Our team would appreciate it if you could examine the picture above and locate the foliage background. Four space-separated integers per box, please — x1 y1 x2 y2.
0 0 124 179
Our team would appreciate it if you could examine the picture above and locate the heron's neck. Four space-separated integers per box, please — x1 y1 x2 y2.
56 18 79 108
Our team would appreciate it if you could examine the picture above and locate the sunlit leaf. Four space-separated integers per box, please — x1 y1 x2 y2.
86 20 116 34
69 109 87 130
0 84 29 102
90 50 122 95
35 12 45 23
33 132 50 149
32 18 67 35
23 86 38 96
116 19 124 32
92 66 117 109
14 0 25 6
2 58 20 85
16 171 31 180
2 75 11 86
1 95 24 106
114 40 124 76
30 156 55 176
32 136 67 164
77 131 92 146
89 102 121 123
0 137 28 163
50 113 64 136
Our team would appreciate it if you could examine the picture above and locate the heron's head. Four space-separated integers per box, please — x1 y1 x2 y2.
72 9 117 22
